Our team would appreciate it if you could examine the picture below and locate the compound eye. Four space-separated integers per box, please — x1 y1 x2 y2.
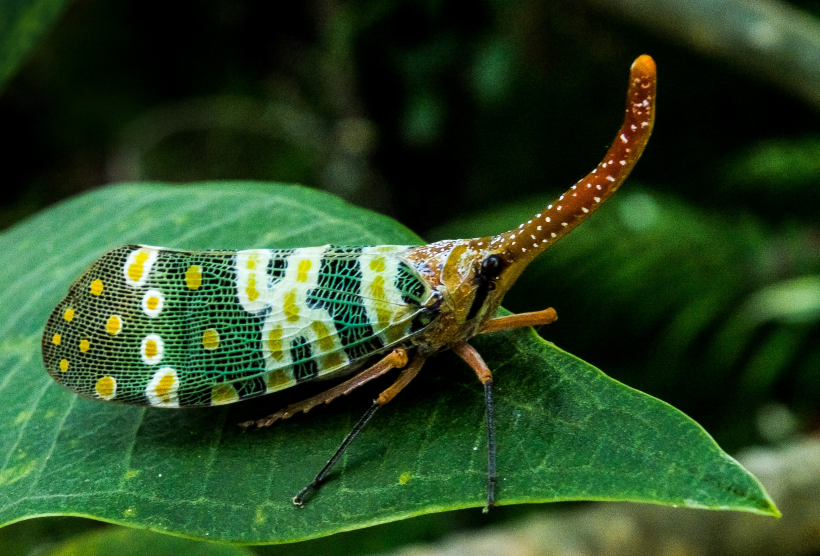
481 255 503 277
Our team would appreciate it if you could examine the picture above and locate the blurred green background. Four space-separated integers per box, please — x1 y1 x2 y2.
1 0 819 554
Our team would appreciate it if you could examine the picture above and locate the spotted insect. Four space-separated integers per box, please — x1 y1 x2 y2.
42 55 656 509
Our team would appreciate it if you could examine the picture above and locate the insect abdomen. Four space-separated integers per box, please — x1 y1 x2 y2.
42 244 434 407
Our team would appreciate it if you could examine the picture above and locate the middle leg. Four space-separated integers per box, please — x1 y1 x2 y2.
292 354 428 505
241 348 409 429
451 341 496 511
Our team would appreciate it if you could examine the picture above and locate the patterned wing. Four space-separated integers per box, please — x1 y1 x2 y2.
42 244 436 408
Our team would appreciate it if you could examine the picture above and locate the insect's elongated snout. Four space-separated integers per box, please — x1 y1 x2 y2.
488 55 657 296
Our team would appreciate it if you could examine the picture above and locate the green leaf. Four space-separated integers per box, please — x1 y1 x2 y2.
43 527 255 556
0 182 778 544
0 0 74 92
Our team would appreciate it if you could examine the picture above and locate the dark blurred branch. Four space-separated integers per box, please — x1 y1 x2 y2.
583 0 820 111
106 96 326 182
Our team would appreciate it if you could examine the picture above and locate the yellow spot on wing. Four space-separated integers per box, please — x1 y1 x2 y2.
146 368 178 406
52 334 61 345
79 339 90 353
145 340 157 358
202 328 220 350
64 308 74 322
377 308 392 329
90 279 103 296
268 369 290 387
59 359 69 372
146 296 159 310
311 321 334 351
106 315 122 335
211 384 238 405
155 373 175 402
384 319 403 343
95 376 116 399
368 275 394 332
370 275 386 300
185 265 202 290
370 256 386 272
128 250 149 282
246 276 259 301
297 259 312 282
283 290 300 322
323 351 344 369
268 327 283 360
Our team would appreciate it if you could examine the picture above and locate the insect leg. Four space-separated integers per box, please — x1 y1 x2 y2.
450 342 496 512
293 354 428 506
479 307 558 334
240 348 409 429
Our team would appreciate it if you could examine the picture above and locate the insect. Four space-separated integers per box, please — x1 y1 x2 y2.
42 55 656 510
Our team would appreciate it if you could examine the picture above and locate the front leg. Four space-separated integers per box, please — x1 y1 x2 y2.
479 307 557 334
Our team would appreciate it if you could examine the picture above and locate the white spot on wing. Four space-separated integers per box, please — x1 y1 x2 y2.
140 334 164 366
123 247 160 288
141 289 164 318
146 368 179 407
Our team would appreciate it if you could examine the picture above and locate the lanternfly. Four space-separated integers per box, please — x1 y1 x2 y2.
42 55 657 509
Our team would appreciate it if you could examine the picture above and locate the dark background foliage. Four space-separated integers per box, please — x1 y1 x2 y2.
1 0 819 553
